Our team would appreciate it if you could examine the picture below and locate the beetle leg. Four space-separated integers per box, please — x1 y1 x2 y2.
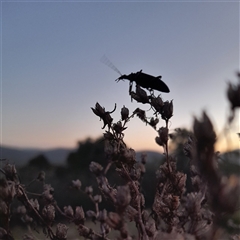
129 82 133 94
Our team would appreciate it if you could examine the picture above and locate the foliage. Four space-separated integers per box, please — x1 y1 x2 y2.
0 73 240 240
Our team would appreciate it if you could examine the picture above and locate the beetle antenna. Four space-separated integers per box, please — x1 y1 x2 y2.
101 55 122 76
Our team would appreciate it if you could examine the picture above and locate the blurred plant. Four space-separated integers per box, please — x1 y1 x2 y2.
0 73 239 240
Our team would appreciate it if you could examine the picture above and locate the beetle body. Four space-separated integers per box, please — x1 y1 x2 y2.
117 70 170 93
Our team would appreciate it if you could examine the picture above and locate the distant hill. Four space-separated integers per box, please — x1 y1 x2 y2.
0 145 163 167
220 149 240 165
0 145 74 166
1 145 239 168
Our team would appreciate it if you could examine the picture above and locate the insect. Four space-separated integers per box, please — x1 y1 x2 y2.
101 55 170 93
117 70 170 93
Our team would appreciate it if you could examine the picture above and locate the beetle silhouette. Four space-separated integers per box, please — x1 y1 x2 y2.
101 56 170 93
117 70 170 93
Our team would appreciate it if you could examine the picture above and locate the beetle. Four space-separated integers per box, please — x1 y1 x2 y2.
101 55 170 93
117 70 170 93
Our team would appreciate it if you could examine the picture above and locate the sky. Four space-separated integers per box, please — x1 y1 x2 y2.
1 1 239 153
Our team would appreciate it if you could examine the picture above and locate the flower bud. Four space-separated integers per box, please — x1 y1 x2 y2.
56 223 68 240
121 106 129 121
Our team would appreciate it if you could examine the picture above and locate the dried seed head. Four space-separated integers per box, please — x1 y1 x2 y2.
86 210 96 223
98 209 107 222
104 139 118 158
121 106 129 121
37 171 45 182
184 192 202 217
17 205 27 215
85 186 93 195
130 167 142 181
22 214 33 224
93 194 102 203
130 91 142 103
91 102 105 118
29 198 39 211
103 131 115 140
150 95 164 113
42 204 55 223
75 206 85 224
161 100 173 120
113 121 127 135
56 223 68 240
227 80 240 110
134 108 147 123
89 162 103 175
0 200 8 215
149 117 159 129
91 102 116 129
78 225 91 237
116 185 131 211
64 205 74 218
3 163 18 182
134 85 150 104
155 127 169 146
145 220 156 237
107 212 122 229
42 189 54 203
121 148 136 164
0 179 16 202
191 175 201 191
72 179 82 190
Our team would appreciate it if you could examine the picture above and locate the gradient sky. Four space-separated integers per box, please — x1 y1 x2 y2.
1 1 239 152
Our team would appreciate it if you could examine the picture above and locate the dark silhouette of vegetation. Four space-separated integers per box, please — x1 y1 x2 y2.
28 154 52 169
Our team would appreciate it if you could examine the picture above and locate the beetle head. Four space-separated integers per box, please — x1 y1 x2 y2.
116 74 128 82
